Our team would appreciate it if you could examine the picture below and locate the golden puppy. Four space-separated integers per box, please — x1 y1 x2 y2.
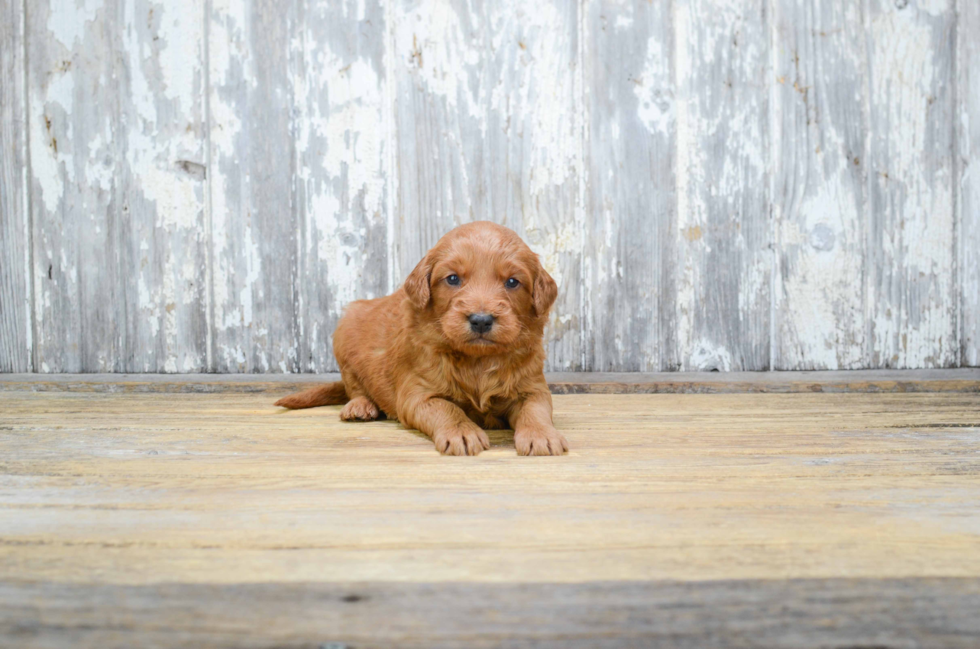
274 221 568 456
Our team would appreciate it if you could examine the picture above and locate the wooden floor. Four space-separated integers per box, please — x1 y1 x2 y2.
2 374 980 647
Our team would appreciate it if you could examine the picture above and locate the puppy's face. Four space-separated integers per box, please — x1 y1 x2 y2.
405 222 557 357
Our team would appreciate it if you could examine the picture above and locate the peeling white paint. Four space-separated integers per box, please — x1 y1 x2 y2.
634 36 672 135
868 0 955 367
11 0 971 373
47 0 103 48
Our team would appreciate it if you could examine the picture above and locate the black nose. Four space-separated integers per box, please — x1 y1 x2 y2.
468 313 495 334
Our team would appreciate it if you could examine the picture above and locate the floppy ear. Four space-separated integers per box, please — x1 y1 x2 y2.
404 252 433 310
532 263 558 317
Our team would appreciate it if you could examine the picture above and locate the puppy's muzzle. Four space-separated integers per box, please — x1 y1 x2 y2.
468 313 495 334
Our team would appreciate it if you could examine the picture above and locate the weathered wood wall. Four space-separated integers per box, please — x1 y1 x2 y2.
0 0 976 373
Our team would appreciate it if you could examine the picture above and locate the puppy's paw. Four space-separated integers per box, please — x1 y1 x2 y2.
340 396 381 422
433 425 490 456
515 426 569 456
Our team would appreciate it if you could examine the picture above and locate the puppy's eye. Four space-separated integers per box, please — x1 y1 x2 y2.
446 274 461 286
505 277 520 289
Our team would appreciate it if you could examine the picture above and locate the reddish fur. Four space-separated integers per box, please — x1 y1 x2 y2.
275 221 568 456
273 382 347 409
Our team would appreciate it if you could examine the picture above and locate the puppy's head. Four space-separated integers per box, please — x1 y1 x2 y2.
405 221 557 356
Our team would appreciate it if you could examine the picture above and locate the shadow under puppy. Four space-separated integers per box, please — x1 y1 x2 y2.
275 221 569 456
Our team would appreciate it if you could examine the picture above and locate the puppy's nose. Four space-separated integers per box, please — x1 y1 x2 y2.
468 313 495 334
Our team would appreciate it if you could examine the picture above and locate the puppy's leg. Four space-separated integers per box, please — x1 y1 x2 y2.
508 389 568 456
340 396 381 421
404 397 490 456
337 370 381 421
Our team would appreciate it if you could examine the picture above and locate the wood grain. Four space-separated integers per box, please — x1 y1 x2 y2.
27 0 210 373
295 0 390 372
673 0 770 371
0 0 31 372
772 0 869 370
584 0 675 371
4 383 980 645
391 0 584 369
1 1 979 374
960 0 980 367
3 578 980 648
867 0 956 368
208 0 301 372
2 390 980 586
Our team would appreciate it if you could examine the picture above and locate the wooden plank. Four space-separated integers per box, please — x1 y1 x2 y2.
2 391 980 586
390 0 583 370
867 0 956 368
209 0 389 373
27 0 210 372
293 0 389 372
771 0 869 369
208 0 300 372
2 578 979 648
389 0 486 299
2 369 979 393
482 0 583 370
3 389 980 644
0 0 31 372
960 0 980 366
583 0 675 371
673 0 771 371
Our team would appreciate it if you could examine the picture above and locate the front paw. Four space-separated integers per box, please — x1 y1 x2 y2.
515 426 569 456
433 425 490 456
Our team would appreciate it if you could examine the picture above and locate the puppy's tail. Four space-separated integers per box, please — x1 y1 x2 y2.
274 381 348 409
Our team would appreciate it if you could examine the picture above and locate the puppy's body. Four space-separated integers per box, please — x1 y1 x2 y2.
276 221 568 456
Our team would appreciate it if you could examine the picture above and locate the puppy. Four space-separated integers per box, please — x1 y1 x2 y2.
274 221 568 456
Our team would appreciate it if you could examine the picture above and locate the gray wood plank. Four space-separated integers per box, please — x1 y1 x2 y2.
867 0 956 368
960 0 980 367
208 0 302 372
391 0 583 370
5 0 976 374
772 1 870 370
482 0 584 370
584 0 675 371
27 0 210 372
389 0 485 284
673 0 771 371
2 578 979 649
0 0 31 372
1 368 978 394
294 0 390 372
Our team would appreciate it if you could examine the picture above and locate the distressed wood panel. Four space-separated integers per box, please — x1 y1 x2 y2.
960 0 980 367
584 0 675 372
867 0 956 368
391 0 583 370
771 1 869 369
390 0 484 279
673 0 770 371
294 0 389 372
208 0 301 372
4 0 977 373
27 0 210 373
0 0 31 372
210 0 390 373
482 0 583 370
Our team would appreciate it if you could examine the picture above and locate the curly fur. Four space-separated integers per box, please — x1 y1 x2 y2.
275 221 568 456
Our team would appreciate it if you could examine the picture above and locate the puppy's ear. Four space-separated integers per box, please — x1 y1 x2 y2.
532 263 558 317
404 252 433 310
